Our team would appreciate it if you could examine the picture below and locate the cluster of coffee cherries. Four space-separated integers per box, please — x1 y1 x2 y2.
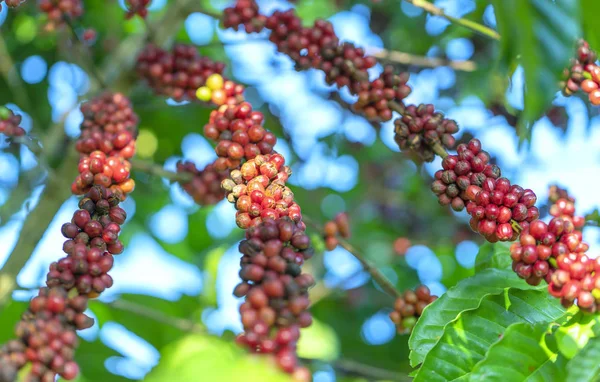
221 153 302 229
394 104 459 162
222 0 411 122
38 0 83 30
0 93 137 380
389 285 437 334
50 186 127 297
509 197 597 310
176 161 228 206
548 184 575 205
136 44 229 102
0 287 90 382
562 39 600 104
72 93 138 196
323 212 350 251
233 217 313 379
204 99 276 171
0 107 26 138
71 151 134 196
76 92 138 160
125 0 150 19
432 139 539 242
195 73 245 107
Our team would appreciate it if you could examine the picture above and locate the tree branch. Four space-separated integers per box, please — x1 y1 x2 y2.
130 158 193 183
107 299 205 332
367 47 477 72
0 34 35 115
303 217 401 299
403 0 500 40
302 358 411 382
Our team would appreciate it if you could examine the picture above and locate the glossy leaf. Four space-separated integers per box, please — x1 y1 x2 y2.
414 290 566 381
492 0 580 141
144 334 291 382
474 241 512 273
468 322 567 381
409 268 544 367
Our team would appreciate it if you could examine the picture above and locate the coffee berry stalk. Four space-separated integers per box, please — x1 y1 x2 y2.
136 44 314 378
0 92 137 382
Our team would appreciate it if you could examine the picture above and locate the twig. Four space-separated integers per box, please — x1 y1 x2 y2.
302 358 411 382
130 158 193 183
303 216 401 299
0 34 35 115
107 299 205 332
62 17 108 89
367 47 477 72
403 0 500 40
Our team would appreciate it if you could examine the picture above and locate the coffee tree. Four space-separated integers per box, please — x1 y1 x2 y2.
0 0 600 381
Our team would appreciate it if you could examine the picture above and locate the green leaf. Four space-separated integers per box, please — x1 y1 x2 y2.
409 268 545 367
566 336 600 382
492 0 581 142
554 314 599 359
144 334 292 382
468 322 566 382
474 241 512 273
581 0 600 51
297 317 340 361
413 290 566 381
200 245 227 307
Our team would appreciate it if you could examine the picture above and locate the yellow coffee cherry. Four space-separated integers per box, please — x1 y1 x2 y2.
206 73 224 91
196 86 212 102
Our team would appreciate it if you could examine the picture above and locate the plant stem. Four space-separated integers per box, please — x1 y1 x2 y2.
432 142 449 158
403 0 500 40
303 217 401 299
130 158 193 183
302 358 411 382
0 34 35 116
107 299 205 332
367 47 477 71
336 238 402 299
63 17 107 89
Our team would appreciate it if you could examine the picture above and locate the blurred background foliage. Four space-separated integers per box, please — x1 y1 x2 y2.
0 0 600 381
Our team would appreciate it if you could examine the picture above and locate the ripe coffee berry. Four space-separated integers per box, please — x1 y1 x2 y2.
389 285 437 333
394 104 459 162
176 161 229 206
